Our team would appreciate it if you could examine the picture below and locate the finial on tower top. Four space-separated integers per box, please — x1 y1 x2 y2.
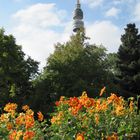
77 0 81 8
77 0 80 4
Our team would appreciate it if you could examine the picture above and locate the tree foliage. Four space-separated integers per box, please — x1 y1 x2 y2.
0 29 39 106
117 23 140 97
38 33 115 99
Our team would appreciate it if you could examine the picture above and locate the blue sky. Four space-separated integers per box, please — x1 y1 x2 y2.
0 0 140 69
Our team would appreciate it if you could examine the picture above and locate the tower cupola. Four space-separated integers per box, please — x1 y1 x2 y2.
73 0 84 32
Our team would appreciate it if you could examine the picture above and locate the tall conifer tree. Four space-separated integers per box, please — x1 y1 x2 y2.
117 23 140 96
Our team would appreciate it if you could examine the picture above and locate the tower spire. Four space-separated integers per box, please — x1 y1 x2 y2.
73 0 84 32
77 0 80 5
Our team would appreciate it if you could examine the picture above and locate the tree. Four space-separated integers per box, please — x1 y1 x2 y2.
117 23 140 97
39 33 114 99
0 28 39 106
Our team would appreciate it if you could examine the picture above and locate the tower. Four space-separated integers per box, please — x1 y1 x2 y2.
73 0 84 32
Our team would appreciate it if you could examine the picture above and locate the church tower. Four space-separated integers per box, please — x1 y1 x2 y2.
73 0 84 32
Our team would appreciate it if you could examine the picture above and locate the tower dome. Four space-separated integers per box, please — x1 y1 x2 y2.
73 0 84 32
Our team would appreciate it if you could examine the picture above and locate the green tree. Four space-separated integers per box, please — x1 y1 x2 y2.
40 33 114 99
117 23 140 97
106 53 118 75
0 28 39 106
104 53 120 94
30 76 53 117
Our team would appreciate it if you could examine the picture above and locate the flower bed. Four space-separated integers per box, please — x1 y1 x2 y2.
48 88 140 140
0 88 140 140
0 103 45 140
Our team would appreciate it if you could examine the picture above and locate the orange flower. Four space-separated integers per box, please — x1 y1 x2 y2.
115 105 125 116
37 111 44 121
51 116 56 124
23 131 35 140
6 122 13 130
55 96 67 106
76 133 85 140
22 105 29 111
9 130 22 140
99 86 106 96
9 130 17 140
25 109 34 116
69 97 80 107
81 91 88 97
25 114 35 129
60 96 65 101
94 114 100 124
107 93 119 104
16 113 25 126
16 131 23 140
84 98 94 108
129 101 134 112
55 101 60 106
4 103 17 113
95 99 101 112
106 133 118 140
69 104 82 115
51 111 63 124
79 91 88 105
0 114 9 122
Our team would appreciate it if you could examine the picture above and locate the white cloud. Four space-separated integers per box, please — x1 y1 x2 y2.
105 7 120 17
113 0 135 5
86 20 121 52
13 3 66 28
81 0 104 8
12 3 71 69
11 3 123 70
134 2 140 22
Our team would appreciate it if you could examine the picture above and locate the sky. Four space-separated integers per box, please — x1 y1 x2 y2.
0 0 140 69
